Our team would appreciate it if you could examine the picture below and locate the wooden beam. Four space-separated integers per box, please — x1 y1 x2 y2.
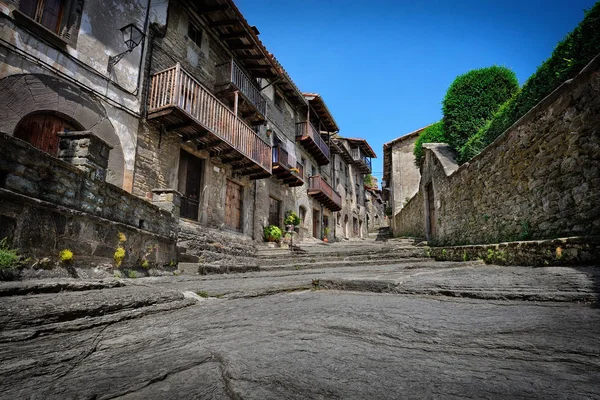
220 31 247 40
209 19 239 27
245 64 272 70
180 131 208 142
228 43 255 50
210 147 237 157
237 54 265 60
197 4 229 14
167 122 192 132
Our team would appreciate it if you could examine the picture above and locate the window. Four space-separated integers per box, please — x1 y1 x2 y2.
18 0 83 44
188 23 202 48
274 92 284 110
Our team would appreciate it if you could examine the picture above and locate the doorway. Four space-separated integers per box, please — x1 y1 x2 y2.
426 183 436 240
225 179 243 231
312 209 320 238
268 197 281 227
14 113 82 156
177 150 202 220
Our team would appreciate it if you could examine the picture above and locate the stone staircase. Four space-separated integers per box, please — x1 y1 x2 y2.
176 221 259 275
176 221 427 275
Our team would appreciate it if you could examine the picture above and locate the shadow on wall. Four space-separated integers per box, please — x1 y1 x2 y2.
0 73 125 187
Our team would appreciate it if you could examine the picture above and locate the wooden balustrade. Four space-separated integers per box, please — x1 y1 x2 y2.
217 60 267 117
272 144 289 166
295 122 330 165
148 64 271 174
308 175 342 211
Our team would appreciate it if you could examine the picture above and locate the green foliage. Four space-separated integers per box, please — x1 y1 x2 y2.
0 238 20 277
284 211 301 226
413 122 447 164
363 174 375 187
443 65 519 156
263 225 282 242
59 249 73 263
124 269 138 279
324 227 331 236
140 259 150 269
463 3 600 161
197 290 209 298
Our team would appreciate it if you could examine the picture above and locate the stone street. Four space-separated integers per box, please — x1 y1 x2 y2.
1 240 599 399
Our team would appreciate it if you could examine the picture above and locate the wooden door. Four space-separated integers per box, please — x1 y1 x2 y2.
426 183 436 239
268 197 281 227
312 209 320 238
225 179 242 231
14 113 79 156
177 150 202 220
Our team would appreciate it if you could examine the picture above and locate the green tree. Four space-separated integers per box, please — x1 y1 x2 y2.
442 65 519 156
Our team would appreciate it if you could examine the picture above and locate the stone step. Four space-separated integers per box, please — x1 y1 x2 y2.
257 249 426 266
260 257 432 272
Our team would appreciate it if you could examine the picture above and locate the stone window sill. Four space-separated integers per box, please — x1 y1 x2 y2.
13 9 69 50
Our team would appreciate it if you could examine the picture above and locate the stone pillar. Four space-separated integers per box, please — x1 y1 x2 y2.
152 189 181 218
58 132 112 181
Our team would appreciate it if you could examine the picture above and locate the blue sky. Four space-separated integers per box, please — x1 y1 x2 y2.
236 0 597 183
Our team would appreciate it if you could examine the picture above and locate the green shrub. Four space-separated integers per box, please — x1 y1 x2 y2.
263 225 282 242
413 122 447 164
442 65 519 155
464 3 600 161
284 211 301 226
0 238 21 280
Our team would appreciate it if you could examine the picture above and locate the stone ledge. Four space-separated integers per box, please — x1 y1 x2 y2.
428 236 600 266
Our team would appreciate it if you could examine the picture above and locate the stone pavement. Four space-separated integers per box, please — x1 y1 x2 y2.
1 238 599 399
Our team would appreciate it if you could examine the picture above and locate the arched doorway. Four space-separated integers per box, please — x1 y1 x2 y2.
14 112 83 156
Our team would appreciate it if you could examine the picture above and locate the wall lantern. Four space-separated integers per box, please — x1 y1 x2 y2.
107 23 145 74
265 123 273 137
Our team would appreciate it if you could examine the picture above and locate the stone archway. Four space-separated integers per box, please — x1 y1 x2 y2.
0 74 124 187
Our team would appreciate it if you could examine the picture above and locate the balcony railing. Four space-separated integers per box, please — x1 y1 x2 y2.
308 175 342 211
351 147 372 173
272 143 289 166
272 144 304 187
216 59 267 118
296 122 330 165
148 64 271 174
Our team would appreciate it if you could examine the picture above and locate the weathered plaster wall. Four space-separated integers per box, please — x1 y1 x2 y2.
393 56 600 245
387 134 420 234
0 0 161 191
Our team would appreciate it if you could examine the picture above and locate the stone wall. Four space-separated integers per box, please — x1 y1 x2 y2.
0 133 178 265
393 55 600 245
393 189 424 238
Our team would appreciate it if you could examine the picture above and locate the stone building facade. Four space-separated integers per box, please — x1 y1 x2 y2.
0 0 378 267
382 126 426 235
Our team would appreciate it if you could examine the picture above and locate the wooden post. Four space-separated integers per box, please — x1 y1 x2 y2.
174 63 181 107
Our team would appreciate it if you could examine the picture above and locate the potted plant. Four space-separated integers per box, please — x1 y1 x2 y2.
323 226 331 242
284 211 301 232
263 225 282 242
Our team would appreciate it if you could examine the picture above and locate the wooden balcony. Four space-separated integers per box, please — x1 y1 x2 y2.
272 144 304 187
296 122 330 165
216 59 267 123
351 147 372 174
148 64 271 178
308 175 342 211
